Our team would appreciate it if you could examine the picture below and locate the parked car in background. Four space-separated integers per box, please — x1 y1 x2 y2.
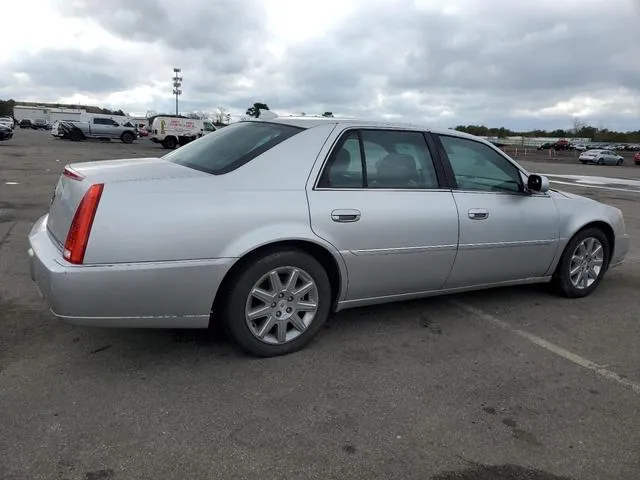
537 140 571 150
579 149 625 165
0 117 14 129
54 117 138 143
19 119 32 129
31 118 47 130
634 151 640 165
0 124 13 141
28 115 630 357
571 143 587 151
150 116 216 149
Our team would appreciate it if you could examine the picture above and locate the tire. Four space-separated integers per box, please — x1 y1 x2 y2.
162 136 177 149
223 249 332 357
121 131 135 144
597 158 604 165
69 129 83 141
551 227 610 298
616 159 623 166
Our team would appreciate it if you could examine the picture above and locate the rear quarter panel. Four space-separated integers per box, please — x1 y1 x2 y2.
84 123 340 264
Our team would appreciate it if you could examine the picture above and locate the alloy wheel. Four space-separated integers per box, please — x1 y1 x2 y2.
569 237 604 290
245 266 319 345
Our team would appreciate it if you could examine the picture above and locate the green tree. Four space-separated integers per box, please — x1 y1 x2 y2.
322 111 334 117
245 102 270 118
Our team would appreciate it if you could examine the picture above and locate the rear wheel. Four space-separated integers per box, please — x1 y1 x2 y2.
551 227 610 298
616 159 623 166
597 158 604 165
223 250 331 357
69 129 84 141
162 136 177 149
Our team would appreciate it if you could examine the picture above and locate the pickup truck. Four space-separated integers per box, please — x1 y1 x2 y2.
55 117 138 144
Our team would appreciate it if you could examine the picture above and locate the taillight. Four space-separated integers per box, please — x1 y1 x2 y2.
63 184 104 264
63 166 85 181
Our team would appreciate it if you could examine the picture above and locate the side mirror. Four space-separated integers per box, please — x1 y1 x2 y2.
527 174 549 193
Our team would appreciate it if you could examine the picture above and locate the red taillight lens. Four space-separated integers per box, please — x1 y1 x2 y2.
63 184 104 264
63 166 85 181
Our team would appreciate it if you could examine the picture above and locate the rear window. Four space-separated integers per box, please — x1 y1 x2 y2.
163 121 304 175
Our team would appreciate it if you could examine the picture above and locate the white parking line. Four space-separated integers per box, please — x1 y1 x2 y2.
549 180 640 194
450 300 640 395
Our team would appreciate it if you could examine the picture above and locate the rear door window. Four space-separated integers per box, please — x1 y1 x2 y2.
318 129 440 189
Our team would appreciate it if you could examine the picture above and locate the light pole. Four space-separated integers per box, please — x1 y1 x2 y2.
172 68 182 115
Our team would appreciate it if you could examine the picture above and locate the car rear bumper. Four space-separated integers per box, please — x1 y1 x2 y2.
28 214 235 328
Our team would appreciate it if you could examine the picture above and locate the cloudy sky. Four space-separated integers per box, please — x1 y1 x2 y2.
2 0 639 130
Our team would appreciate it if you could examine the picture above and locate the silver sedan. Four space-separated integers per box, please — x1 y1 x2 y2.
579 149 625 165
28 116 630 356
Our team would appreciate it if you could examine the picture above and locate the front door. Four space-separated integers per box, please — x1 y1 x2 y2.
307 127 460 302
433 134 561 288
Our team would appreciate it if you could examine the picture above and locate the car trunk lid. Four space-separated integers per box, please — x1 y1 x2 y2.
46 157 208 246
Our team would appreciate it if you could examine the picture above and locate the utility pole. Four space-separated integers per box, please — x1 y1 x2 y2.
172 68 182 115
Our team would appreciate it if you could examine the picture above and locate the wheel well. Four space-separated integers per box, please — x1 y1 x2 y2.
209 240 343 328
577 221 615 263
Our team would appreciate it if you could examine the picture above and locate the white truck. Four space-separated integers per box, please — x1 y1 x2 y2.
149 116 216 149
54 117 138 143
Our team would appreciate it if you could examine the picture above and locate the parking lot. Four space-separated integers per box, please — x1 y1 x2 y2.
1 128 639 480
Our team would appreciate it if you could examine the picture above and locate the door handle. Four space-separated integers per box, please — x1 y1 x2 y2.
331 209 361 223
468 208 489 220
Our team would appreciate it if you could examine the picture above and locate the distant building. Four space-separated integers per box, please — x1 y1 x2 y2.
13 105 131 125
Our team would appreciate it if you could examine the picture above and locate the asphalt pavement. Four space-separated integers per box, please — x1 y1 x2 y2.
1 129 639 480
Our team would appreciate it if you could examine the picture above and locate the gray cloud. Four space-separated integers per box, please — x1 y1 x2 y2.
3 0 638 130
8 50 130 94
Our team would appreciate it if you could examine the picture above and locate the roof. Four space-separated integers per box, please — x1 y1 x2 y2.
249 112 482 142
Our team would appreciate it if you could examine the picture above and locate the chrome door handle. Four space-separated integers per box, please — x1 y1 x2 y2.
331 209 361 223
468 208 489 220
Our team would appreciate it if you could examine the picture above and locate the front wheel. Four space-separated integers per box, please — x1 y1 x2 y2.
223 250 332 357
121 131 135 144
551 227 610 298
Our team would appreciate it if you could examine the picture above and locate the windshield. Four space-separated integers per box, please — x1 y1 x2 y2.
163 121 304 175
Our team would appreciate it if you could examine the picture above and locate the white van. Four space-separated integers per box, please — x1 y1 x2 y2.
150 116 216 149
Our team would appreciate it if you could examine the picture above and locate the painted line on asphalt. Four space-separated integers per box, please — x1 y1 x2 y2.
549 180 640 194
450 300 640 395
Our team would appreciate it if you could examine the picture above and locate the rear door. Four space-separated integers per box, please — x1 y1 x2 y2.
307 127 459 302
433 133 560 288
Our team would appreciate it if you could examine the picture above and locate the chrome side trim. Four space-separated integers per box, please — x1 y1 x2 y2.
458 239 556 250
348 244 458 256
314 187 452 192
346 239 555 256
335 276 552 311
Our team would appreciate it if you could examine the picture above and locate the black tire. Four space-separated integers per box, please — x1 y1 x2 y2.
597 158 604 165
223 249 332 357
162 136 177 149
69 129 84 141
616 159 623 166
551 227 610 298
121 131 135 144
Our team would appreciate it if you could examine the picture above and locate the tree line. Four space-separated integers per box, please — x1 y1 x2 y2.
454 122 640 143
